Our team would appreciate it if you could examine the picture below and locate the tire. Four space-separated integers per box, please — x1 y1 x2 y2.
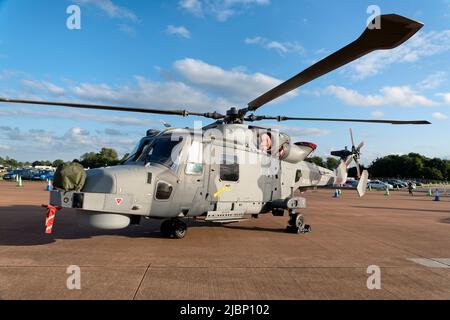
172 220 187 239
289 213 304 228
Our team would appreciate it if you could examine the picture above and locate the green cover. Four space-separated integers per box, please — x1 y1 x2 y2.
53 162 86 192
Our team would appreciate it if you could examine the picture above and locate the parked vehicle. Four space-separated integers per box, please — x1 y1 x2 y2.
2 169 23 180
21 169 38 180
368 180 393 190
386 179 405 189
412 181 422 187
396 180 409 188
343 180 359 188
31 170 54 181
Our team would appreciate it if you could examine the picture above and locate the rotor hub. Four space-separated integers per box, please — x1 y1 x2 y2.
224 107 245 124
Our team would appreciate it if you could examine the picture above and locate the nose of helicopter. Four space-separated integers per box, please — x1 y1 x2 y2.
74 165 156 230
82 168 117 193
82 165 151 195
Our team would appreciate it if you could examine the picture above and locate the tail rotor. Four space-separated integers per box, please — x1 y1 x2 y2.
349 128 364 178
332 128 367 186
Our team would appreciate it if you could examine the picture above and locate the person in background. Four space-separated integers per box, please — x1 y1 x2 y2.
408 181 414 196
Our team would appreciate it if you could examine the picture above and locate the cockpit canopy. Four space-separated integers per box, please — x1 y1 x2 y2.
125 134 184 169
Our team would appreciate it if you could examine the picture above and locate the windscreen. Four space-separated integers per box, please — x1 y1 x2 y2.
124 138 154 164
125 135 184 169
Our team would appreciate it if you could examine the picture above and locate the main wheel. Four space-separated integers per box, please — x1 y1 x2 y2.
289 213 304 228
171 220 187 239
286 213 305 234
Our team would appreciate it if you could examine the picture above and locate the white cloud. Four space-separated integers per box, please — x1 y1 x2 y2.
167 25 191 39
348 30 450 79
0 126 28 141
71 76 231 112
173 58 296 104
325 85 437 107
436 92 450 104
0 125 139 159
0 70 18 81
63 127 137 154
418 72 447 90
370 111 384 118
179 0 270 21
245 36 305 55
118 24 137 37
0 108 156 127
0 144 11 151
2 59 297 118
179 0 203 16
103 128 125 136
62 127 91 145
75 0 138 21
21 80 65 95
432 112 448 120
0 126 52 143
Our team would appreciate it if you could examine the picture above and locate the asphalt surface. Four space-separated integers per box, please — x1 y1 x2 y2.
0 181 449 300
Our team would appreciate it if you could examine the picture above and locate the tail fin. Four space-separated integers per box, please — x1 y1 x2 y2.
357 170 369 197
335 160 349 185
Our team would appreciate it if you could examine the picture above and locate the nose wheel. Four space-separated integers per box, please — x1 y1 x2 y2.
286 210 311 234
160 219 188 239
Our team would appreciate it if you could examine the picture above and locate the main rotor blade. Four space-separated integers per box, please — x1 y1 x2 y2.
0 98 225 120
245 115 431 125
246 14 423 111
349 128 356 149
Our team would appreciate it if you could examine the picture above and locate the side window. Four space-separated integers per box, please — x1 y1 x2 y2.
156 181 173 200
295 170 302 183
185 140 203 175
220 154 239 182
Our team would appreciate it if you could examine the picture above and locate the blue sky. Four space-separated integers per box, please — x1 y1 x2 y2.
0 0 449 163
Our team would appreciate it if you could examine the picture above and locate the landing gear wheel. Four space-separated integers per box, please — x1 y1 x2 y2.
160 220 172 238
171 219 187 239
286 212 309 234
289 213 304 228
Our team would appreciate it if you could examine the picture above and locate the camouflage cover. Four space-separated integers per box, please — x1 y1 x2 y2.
53 162 86 192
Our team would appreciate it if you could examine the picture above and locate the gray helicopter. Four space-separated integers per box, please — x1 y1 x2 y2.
0 14 430 239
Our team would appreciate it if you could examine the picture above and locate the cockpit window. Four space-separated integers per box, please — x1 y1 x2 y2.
124 138 154 164
185 140 203 175
124 135 184 170
140 135 184 170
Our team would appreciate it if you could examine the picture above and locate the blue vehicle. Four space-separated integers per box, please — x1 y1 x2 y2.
21 169 39 180
31 170 54 181
343 180 359 188
2 169 23 180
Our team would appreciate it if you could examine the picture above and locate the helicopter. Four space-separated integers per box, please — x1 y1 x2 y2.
0 14 431 239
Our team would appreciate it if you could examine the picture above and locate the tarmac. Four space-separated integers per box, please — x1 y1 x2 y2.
0 181 449 300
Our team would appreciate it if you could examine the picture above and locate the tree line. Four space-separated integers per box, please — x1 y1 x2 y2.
306 153 450 181
0 148 127 170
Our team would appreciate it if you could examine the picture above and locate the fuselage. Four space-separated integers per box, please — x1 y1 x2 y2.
50 123 337 229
